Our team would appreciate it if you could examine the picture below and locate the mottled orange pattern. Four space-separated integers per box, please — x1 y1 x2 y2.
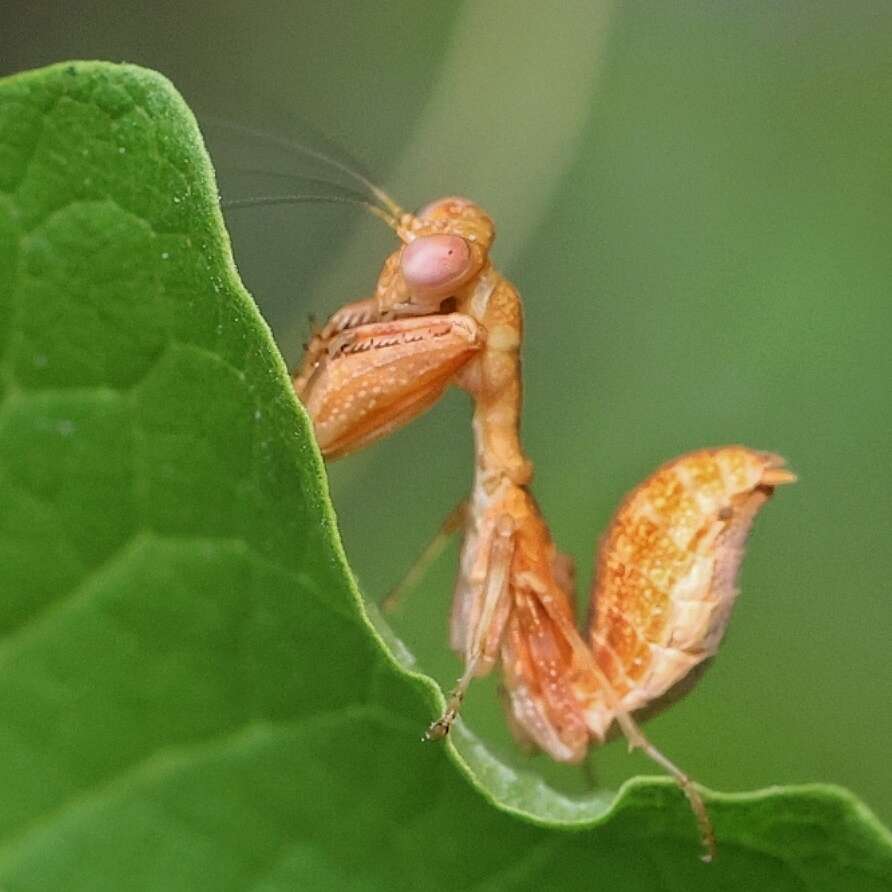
585 448 793 731
481 447 794 765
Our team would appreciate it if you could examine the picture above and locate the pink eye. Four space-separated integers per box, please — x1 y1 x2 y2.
401 234 472 297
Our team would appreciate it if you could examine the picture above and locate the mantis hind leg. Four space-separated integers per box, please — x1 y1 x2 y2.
610 708 716 862
527 593 717 860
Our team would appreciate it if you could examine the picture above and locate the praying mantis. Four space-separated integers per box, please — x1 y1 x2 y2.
219 124 794 860
287 189 794 861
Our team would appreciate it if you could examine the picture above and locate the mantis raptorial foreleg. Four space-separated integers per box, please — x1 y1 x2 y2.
295 313 483 458
293 296 381 394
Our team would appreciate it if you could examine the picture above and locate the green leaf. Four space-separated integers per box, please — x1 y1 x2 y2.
0 60 889 891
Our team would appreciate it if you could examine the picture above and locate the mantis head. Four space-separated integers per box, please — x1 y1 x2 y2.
385 197 496 315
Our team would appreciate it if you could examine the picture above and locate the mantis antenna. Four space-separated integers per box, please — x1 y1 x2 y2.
218 168 402 232
202 114 406 219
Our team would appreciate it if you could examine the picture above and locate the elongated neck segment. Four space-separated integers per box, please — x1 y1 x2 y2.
461 270 533 490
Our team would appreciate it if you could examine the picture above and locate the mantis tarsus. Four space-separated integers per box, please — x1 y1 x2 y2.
221 128 794 861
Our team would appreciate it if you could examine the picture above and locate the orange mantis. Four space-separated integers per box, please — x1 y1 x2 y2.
286 186 794 860
220 129 793 859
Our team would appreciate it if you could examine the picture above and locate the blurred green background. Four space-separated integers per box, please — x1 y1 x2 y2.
3 1 890 823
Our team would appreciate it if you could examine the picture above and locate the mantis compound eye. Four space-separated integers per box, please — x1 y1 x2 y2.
401 234 473 299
